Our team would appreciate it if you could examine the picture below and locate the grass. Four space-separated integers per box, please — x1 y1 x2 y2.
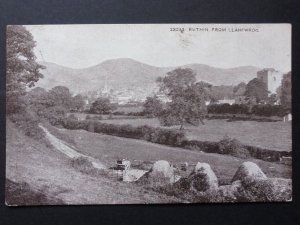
5 179 64 206
7 116 291 204
46 125 292 183
6 119 181 204
68 112 141 120
101 118 292 152
116 105 143 113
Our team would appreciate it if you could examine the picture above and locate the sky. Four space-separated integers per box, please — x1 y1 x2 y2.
25 24 291 72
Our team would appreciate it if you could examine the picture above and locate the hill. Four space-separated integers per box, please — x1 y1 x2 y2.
36 58 261 94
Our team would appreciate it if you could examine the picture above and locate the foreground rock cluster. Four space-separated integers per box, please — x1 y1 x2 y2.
140 160 292 203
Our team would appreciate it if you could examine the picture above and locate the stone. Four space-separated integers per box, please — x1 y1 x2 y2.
232 161 267 182
188 162 218 192
137 160 175 185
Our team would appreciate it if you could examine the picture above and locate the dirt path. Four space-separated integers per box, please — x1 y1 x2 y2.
39 124 106 170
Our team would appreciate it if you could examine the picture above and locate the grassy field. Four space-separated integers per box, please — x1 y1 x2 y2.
116 105 143 113
101 118 292 152
6 119 291 204
46 125 292 182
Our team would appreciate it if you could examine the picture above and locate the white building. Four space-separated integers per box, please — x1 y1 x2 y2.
217 99 235 105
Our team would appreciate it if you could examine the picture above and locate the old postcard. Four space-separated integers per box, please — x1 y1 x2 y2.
6 24 292 205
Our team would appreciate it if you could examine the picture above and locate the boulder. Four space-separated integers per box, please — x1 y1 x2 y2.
188 162 218 192
231 162 292 202
137 160 175 185
150 160 174 178
232 161 267 182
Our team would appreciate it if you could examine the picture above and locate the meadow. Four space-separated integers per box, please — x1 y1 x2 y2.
101 118 292 152
45 125 292 182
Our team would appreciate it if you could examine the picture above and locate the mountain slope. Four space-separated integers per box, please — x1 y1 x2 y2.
37 59 261 93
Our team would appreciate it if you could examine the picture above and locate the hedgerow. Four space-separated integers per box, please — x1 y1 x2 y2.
207 104 289 117
61 118 290 162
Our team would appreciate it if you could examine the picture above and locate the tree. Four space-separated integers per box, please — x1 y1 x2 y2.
280 72 291 109
26 87 53 116
157 68 211 130
143 96 163 117
25 86 71 125
71 94 85 112
233 82 246 95
245 78 269 103
267 94 278 105
48 86 73 109
90 97 116 114
6 25 44 114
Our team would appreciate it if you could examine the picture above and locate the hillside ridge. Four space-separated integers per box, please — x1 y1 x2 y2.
36 58 261 93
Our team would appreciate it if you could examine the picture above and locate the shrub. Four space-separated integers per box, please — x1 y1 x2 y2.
112 111 125 115
94 115 103 120
9 111 45 140
235 177 292 202
69 156 108 176
39 105 68 126
86 115 102 120
181 140 219 153
67 114 77 120
207 103 288 117
69 156 94 173
158 112 180 126
218 136 250 158
63 118 88 130
62 118 186 147
245 146 285 162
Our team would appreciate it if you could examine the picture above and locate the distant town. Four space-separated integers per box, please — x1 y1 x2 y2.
78 68 287 109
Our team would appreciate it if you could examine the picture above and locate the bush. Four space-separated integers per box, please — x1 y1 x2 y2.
235 177 292 202
245 145 286 162
40 105 68 126
112 111 125 115
218 136 250 158
69 156 108 176
69 156 95 174
181 140 219 153
208 103 288 117
158 112 181 126
63 118 88 130
86 115 102 120
251 104 287 117
62 118 186 147
9 111 45 140
68 114 78 120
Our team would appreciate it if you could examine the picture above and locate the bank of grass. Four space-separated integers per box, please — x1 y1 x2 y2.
6 119 181 204
5 179 64 206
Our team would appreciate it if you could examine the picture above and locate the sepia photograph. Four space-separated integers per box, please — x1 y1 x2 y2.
5 24 292 205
